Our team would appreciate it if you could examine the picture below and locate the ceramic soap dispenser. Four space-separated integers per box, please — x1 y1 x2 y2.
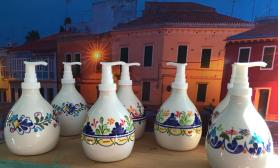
81 61 135 162
117 62 146 139
206 62 274 168
4 61 60 155
51 62 88 136
210 64 237 125
154 62 202 151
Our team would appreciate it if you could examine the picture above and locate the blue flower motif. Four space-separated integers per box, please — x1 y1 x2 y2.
163 113 180 126
110 122 126 136
8 115 34 135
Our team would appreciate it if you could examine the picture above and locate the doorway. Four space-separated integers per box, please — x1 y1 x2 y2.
255 89 270 119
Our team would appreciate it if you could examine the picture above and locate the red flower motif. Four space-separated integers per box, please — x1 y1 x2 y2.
225 128 238 135
91 118 99 128
120 119 126 126
175 111 181 118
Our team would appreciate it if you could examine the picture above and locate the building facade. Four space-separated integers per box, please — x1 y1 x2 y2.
111 2 253 111
7 34 60 102
222 17 278 121
57 32 112 104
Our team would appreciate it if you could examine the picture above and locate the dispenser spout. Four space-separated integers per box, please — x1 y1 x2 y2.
119 62 140 85
229 61 267 96
99 61 125 91
166 62 188 89
22 61 48 89
62 62 82 84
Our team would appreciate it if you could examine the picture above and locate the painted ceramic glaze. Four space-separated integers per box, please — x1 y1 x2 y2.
4 89 60 155
206 62 274 168
154 89 202 151
117 86 146 140
81 61 135 162
117 62 146 139
154 62 202 151
52 84 88 136
4 61 60 155
51 62 88 136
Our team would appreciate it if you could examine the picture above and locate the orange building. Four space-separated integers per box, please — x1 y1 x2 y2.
57 32 112 104
111 2 254 111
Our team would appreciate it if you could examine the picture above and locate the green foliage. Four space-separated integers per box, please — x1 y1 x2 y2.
220 132 230 141
95 117 110 135
125 115 134 132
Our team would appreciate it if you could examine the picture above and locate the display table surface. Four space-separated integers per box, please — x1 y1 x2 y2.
0 132 211 168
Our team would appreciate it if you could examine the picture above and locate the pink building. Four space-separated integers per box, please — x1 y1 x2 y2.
111 2 253 111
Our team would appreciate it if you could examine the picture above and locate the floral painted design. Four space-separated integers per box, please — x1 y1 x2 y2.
126 102 146 122
82 115 135 146
207 124 272 156
52 102 88 117
155 109 202 136
6 112 58 135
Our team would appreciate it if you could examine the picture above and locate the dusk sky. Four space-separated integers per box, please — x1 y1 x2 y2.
0 0 277 46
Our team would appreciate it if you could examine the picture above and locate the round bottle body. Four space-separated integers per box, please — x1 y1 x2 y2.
117 85 146 139
206 95 273 168
52 84 88 136
154 89 202 151
81 91 135 162
4 89 60 155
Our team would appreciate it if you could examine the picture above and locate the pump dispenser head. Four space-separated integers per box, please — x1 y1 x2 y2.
229 61 267 96
99 61 124 91
167 62 188 89
61 62 81 84
227 64 237 89
119 62 140 85
22 61 48 89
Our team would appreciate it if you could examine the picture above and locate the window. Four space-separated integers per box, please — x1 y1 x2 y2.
177 45 188 63
261 46 276 70
73 53 81 77
47 88 54 102
238 47 251 62
144 46 153 67
65 54 72 62
120 47 129 63
201 49 211 68
196 83 207 102
142 82 150 101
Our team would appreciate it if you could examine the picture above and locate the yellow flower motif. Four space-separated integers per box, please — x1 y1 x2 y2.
187 111 193 117
107 118 115 125
163 110 170 117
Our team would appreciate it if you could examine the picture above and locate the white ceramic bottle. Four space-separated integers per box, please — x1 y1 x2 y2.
4 61 60 155
81 61 135 162
117 62 146 140
210 64 237 125
206 62 274 168
51 62 88 136
154 62 202 151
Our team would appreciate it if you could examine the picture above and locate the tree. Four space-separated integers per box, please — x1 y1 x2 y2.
25 30 40 43
59 25 65 32
64 17 72 31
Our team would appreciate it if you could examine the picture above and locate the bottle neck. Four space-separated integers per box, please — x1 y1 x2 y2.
118 85 133 92
99 90 118 98
61 83 76 90
21 88 41 96
171 88 187 96
229 94 251 104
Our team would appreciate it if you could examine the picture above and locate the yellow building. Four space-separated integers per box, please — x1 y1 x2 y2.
0 47 11 103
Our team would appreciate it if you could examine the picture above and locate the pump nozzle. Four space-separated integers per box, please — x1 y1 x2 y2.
62 62 81 84
119 62 140 85
229 61 267 96
99 61 125 91
166 62 188 89
22 61 48 89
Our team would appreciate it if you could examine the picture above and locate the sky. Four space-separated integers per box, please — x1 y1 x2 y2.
0 0 278 46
